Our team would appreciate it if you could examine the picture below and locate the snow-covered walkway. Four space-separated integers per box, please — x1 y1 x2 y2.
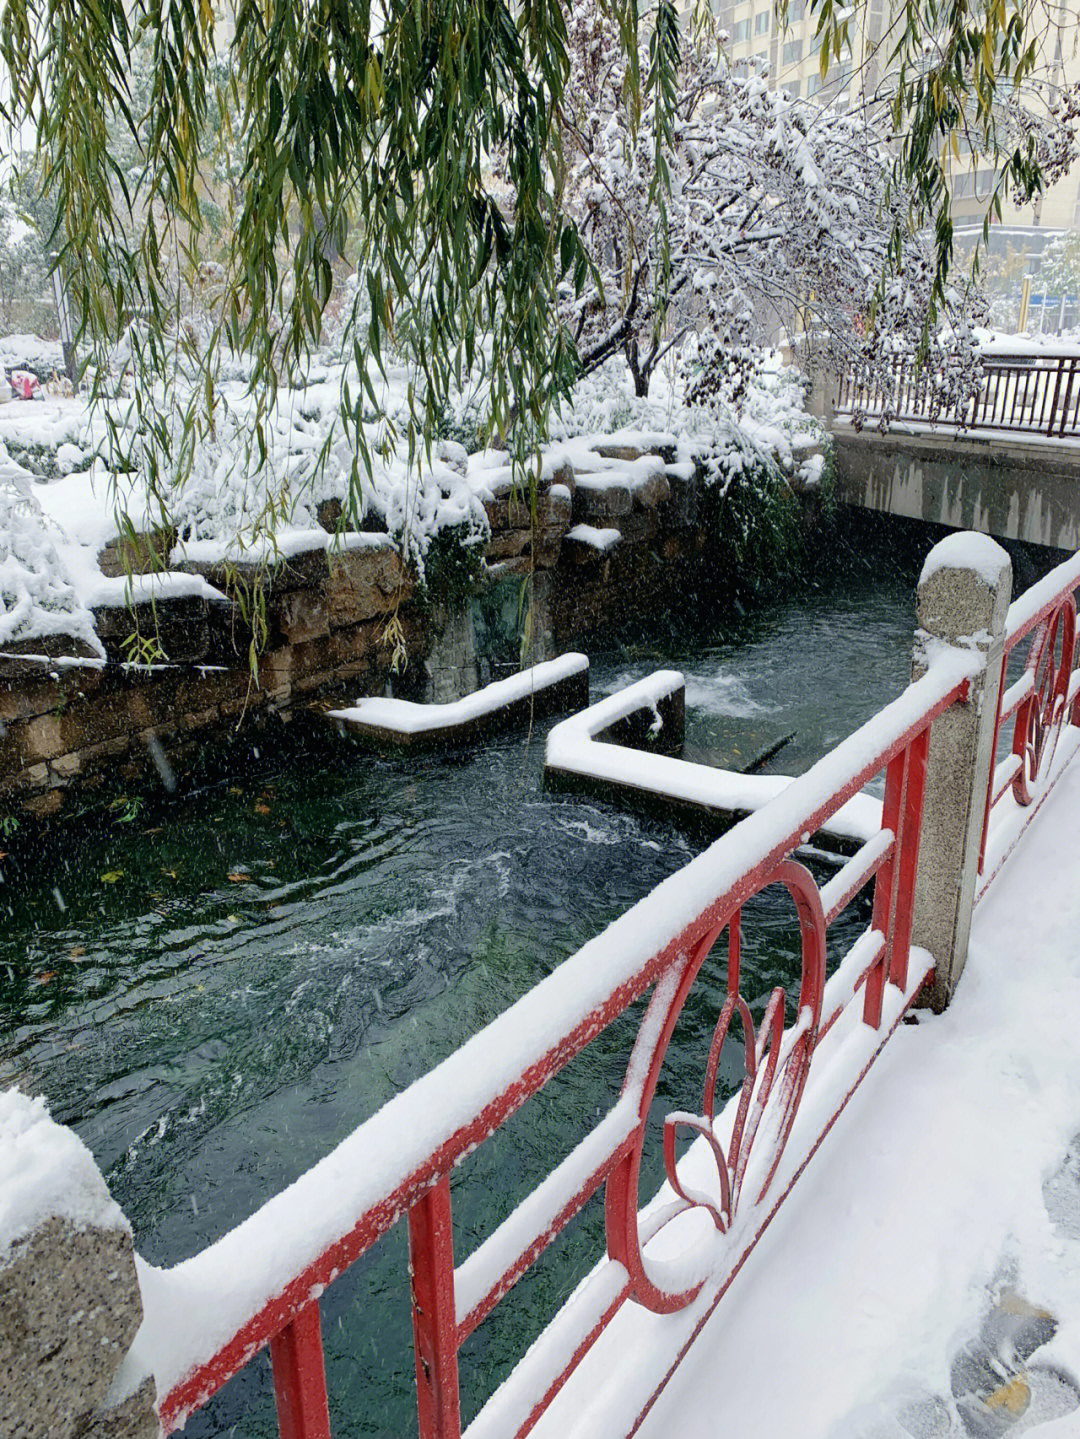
538 750 1080 1439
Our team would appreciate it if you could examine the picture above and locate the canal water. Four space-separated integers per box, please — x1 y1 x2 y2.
1 537 927 1435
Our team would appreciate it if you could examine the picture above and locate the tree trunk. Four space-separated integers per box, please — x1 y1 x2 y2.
626 339 649 397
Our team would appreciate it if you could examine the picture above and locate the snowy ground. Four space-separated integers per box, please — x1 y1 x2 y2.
600 752 1080 1439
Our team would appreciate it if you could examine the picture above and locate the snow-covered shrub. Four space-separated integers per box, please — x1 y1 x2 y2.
0 446 100 653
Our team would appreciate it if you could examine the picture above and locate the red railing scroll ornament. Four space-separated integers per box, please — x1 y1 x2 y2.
1011 598 1076 806
606 861 826 1316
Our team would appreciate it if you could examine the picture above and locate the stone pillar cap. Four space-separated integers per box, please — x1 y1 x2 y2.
917 532 1012 646
1 1089 129 1261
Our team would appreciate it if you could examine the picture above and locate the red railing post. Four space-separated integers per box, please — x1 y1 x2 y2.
863 747 906 1027
270 1302 333 1439
886 726 930 993
409 1177 462 1439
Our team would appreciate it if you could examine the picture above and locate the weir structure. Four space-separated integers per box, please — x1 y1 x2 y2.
5 531 1080 1439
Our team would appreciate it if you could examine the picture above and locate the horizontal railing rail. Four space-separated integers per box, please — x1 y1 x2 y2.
835 351 1080 439
137 648 985 1439
128 550 1080 1439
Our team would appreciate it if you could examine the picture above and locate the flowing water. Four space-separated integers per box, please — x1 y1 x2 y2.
1 542 927 1436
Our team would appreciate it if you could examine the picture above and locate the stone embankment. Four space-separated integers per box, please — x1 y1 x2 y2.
0 435 777 817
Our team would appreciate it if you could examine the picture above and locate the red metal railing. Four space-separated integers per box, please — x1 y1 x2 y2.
150 647 986 1439
835 352 1080 438
978 549 1080 896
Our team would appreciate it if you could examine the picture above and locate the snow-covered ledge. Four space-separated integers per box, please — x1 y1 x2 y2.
326 652 590 747
0 1090 160 1439
544 672 881 846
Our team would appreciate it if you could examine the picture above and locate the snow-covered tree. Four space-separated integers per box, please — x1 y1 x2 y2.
1039 232 1080 304
0 191 50 335
2 0 1075 492
554 5 1075 415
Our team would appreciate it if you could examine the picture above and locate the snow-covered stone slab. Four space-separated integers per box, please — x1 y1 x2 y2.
566 524 622 553
545 672 881 846
327 653 590 748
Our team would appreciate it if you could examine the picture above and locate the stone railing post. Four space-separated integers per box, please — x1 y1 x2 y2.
911 532 1012 1011
806 364 835 426
0 1090 160 1439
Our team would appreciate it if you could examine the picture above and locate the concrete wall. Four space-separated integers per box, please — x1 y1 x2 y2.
833 427 1080 553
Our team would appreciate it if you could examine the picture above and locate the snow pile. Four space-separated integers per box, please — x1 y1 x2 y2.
549 351 827 493
566 524 622 551
0 334 65 379
0 1089 128 1261
919 531 1011 589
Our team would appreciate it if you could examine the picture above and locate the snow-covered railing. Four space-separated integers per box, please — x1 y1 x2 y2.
835 352 1080 439
139 640 981 1439
979 547 1080 895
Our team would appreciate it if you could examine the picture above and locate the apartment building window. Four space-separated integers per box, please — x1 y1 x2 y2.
786 1 806 19
952 169 994 200
786 80 801 97
806 73 821 95
755 10 769 34
783 38 803 64
733 17 751 42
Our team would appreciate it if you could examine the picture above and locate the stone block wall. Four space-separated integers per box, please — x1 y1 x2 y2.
0 438 725 817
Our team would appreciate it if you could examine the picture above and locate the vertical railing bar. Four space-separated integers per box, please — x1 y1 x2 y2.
270 1302 333 1439
1008 366 1021 427
1058 358 1077 439
863 747 907 1027
410 1177 462 1439
887 726 930 992
977 649 1010 876
1046 356 1066 436
728 905 742 994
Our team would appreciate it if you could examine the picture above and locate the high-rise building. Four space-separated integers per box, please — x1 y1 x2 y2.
712 0 1080 263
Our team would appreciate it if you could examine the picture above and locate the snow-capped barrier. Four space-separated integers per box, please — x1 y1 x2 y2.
326 653 590 747
544 670 881 847
11 533 1080 1439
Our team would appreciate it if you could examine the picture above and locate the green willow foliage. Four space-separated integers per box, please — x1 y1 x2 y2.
0 0 1060 519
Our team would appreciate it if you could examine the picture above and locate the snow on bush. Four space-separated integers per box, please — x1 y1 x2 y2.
134 367 489 573
0 319 825 650
0 442 100 653
549 350 827 493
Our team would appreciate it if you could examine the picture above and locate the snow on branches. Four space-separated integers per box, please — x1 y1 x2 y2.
555 5 998 419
